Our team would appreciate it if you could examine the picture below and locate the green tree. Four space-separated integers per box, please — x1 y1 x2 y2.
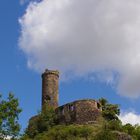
99 98 108 107
107 120 122 131
133 125 140 140
99 98 120 121
122 123 135 136
0 93 22 139
26 107 58 138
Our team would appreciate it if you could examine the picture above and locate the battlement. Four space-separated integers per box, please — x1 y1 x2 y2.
42 69 59 78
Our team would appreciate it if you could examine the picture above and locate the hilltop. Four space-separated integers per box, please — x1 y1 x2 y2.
20 98 134 140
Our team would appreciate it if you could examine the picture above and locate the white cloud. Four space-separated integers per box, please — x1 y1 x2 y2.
119 111 140 125
19 0 140 98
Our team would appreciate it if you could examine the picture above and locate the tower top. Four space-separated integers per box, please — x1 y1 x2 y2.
42 69 59 78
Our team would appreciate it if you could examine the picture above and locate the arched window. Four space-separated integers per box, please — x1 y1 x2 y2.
69 104 74 111
45 95 51 101
97 103 101 109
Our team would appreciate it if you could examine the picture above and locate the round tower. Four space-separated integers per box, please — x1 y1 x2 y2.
42 69 59 111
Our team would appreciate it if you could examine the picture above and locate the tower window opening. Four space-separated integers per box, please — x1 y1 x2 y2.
68 104 74 111
62 109 65 115
97 103 101 109
45 95 51 101
71 105 74 111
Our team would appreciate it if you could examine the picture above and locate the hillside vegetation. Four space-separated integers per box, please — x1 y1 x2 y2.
20 98 140 140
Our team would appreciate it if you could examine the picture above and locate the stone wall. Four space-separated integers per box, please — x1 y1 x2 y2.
75 100 102 124
56 99 102 124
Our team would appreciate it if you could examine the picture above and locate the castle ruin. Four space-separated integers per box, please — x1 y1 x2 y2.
41 69 102 124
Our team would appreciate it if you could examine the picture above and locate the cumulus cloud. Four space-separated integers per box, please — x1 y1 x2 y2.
19 0 140 98
119 111 140 125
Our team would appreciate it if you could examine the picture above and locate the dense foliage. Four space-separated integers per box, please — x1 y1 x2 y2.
21 122 125 140
99 98 120 121
0 93 22 139
25 107 58 138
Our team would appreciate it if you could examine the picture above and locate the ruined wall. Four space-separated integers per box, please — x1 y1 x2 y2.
42 69 59 111
56 103 76 124
75 100 102 124
56 99 102 124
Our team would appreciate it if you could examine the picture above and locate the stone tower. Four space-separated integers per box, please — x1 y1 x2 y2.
42 69 59 111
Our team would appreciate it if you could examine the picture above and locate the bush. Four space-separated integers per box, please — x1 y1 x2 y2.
93 129 116 140
107 120 123 131
25 107 58 138
21 125 98 140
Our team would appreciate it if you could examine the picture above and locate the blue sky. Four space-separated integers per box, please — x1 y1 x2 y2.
1 0 140 131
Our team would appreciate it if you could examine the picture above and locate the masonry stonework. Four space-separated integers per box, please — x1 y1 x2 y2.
56 99 102 124
42 69 59 111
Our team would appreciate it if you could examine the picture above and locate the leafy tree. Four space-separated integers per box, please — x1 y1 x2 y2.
99 98 120 121
99 98 108 107
133 125 140 140
0 93 22 139
26 107 58 138
120 124 140 140
107 120 122 131
122 123 135 136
